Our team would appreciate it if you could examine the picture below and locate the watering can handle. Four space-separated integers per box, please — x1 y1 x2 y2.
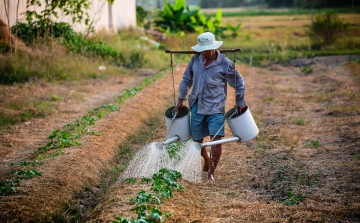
171 109 178 120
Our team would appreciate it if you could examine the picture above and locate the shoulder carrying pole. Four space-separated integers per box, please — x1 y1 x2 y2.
165 48 242 54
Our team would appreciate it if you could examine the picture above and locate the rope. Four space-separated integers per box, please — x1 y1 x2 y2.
233 51 238 116
170 53 176 106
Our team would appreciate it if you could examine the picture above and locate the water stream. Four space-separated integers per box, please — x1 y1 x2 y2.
118 141 203 184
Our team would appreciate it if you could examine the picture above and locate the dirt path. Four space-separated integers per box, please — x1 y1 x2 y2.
0 62 359 222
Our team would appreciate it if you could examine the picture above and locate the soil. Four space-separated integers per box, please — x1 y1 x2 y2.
0 60 359 222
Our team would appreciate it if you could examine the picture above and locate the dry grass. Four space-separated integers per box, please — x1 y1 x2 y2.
82 64 360 222
0 66 179 221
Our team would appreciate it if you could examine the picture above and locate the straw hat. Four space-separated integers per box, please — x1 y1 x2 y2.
191 32 223 52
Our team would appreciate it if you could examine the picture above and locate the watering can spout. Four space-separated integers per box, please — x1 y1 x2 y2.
201 136 240 148
162 136 180 145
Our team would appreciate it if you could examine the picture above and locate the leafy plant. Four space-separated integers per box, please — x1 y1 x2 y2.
282 192 303 206
11 21 77 46
165 141 188 159
136 5 149 28
114 169 182 223
305 139 321 148
226 23 242 38
291 116 306 125
0 179 19 196
11 160 43 166
36 104 119 156
153 0 232 37
308 12 349 46
125 178 137 184
13 170 43 179
36 75 161 158
300 65 313 75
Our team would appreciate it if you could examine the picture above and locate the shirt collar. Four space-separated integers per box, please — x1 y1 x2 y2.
201 50 223 69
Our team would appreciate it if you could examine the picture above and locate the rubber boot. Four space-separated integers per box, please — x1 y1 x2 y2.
207 144 222 180
201 147 210 172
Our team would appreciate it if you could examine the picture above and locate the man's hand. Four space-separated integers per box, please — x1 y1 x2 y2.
175 99 184 112
238 106 247 115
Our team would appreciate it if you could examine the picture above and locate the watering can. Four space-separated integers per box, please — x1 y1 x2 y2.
163 105 259 147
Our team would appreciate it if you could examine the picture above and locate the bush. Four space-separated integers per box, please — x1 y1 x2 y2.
11 21 145 69
308 12 349 46
0 55 39 84
136 5 149 29
11 21 77 46
154 0 235 37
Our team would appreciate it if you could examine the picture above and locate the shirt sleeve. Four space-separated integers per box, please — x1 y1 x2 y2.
178 56 195 100
225 63 246 107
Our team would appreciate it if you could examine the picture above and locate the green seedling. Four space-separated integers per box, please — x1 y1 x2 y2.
292 116 306 125
114 168 182 223
125 178 137 184
300 65 313 75
0 179 19 196
51 94 63 101
11 160 42 166
13 170 43 179
141 178 152 184
165 142 185 159
282 192 303 205
305 139 321 148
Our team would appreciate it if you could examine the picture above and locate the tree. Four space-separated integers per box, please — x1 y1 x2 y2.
308 12 349 46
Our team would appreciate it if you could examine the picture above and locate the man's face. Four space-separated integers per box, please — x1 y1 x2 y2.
201 49 215 59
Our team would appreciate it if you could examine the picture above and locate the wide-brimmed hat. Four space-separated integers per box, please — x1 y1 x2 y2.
191 32 223 52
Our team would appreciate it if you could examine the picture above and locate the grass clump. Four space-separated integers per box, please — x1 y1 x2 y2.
305 139 321 148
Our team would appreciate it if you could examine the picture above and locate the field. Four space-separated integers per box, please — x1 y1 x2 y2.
0 11 360 223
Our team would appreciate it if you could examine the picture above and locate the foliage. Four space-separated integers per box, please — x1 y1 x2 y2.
166 141 188 159
153 0 234 37
199 0 245 8
226 23 242 38
13 170 43 179
22 0 91 38
282 192 303 205
64 34 145 68
203 7 360 17
264 0 359 8
11 21 76 46
12 160 43 166
113 169 182 223
291 116 306 125
308 12 349 46
35 76 161 158
300 65 313 74
125 178 137 184
136 5 149 28
305 139 321 148
0 179 19 196
11 21 145 69
36 104 119 157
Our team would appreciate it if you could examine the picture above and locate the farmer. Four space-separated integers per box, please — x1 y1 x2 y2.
175 32 246 181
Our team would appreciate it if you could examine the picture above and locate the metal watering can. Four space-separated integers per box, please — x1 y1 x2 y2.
163 105 259 147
